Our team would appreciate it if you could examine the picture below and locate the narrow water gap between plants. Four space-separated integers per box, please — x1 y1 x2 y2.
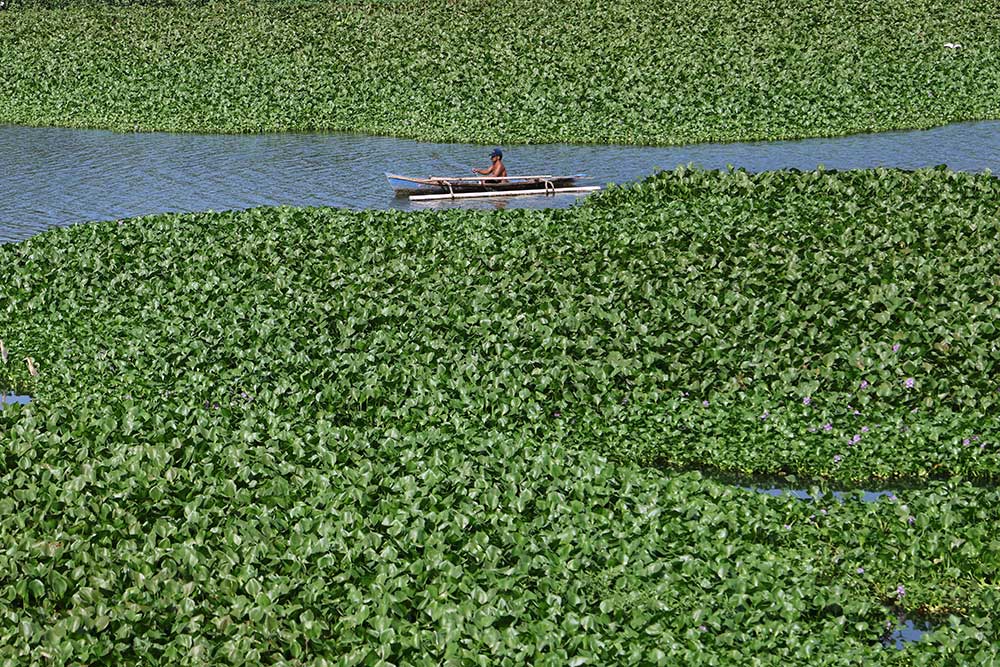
749 486 896 504
0 393 31 407
679 468 950 650
882 617 934 650
693 471 944 650
654 459 999 499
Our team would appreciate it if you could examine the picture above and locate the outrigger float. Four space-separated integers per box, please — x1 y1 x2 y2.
386 173 601 201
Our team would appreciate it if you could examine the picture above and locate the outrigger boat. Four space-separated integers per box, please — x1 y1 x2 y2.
386 172 600 201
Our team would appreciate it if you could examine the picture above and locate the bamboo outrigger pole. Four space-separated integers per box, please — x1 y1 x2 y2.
410 186 601 202
427 175 556 182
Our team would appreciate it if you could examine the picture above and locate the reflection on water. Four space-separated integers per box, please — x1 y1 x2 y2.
2 120 1000 242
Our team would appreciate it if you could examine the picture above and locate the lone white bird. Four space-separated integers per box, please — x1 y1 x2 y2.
944 43 963 49
25 357 38 377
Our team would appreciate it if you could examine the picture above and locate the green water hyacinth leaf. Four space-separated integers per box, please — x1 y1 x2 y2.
0 168 998 662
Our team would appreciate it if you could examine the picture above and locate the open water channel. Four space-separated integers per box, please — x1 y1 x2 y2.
2 120 1000 243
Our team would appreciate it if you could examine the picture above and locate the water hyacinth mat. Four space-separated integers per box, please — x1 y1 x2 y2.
1 167 998 663
1 0 999 143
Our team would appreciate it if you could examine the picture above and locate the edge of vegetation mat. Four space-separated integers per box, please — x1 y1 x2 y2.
2 168 998 662
2 0 999 144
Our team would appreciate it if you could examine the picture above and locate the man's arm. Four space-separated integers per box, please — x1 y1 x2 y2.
473 161 505 176
477 162 503 177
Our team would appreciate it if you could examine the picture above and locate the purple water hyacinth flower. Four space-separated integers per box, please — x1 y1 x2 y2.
907 516 916 525
861 426 870 433
702 400 710 407
834 454 843 464
893 343 901 352
699 625 708 632
964 438 971 446
857 567 865 574
860 380 869 390
820 508 828 515
904 377 915 389
784 524 792 530
802 396 812 406
823 423 833 432
850 434 862 445
896 585 906 598
760 410 769 420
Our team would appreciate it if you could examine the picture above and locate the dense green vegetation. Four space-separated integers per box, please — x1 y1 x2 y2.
1 0 999 144
1 168 998 663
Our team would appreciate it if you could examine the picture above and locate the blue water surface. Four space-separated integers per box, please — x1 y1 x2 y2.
2 120 999 242
0 394 31 407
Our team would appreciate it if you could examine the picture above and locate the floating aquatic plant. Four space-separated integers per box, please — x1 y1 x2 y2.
0 167 997 662
1 0 998 143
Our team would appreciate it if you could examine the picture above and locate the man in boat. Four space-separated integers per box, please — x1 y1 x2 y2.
472 148 507 179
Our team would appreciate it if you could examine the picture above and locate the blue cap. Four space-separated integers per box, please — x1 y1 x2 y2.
490 147 503 158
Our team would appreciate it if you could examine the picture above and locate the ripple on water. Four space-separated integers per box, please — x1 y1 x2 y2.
4 120 1000 242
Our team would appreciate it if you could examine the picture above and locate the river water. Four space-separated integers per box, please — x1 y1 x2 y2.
2 120 999 243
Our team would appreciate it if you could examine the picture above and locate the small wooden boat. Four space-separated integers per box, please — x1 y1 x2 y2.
386 172 599 200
